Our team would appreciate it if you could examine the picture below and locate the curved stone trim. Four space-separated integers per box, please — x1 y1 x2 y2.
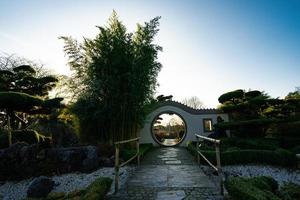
153 100 223 115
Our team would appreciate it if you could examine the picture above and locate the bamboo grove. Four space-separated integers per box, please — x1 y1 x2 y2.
61 12 162 143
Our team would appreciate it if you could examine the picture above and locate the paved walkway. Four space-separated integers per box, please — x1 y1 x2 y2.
107 147 222 200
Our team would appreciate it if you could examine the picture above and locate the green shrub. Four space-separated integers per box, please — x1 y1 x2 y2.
280 137 300 149
291 145 300 154
121 143 153 161
83 177 112 199
187 142 297 166
225 176 281 200
247 176 278 192
278 182 300 200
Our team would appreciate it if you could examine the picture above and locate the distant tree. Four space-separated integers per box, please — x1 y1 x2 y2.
182 96 204 109
61 11 162 143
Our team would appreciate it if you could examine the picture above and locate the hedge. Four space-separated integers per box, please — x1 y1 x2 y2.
221 137 280 150
225 176 281 200
121 143 153 161
187 142 297 167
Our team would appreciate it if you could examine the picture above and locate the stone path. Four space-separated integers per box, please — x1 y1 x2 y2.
107 147 222 200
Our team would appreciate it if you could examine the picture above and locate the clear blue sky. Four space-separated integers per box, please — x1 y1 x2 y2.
1 0 299 107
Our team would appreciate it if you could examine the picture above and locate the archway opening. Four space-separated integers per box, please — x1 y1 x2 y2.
152 112 187 146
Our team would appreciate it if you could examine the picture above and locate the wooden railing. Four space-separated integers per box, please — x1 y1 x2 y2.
195 134 224 195
114 137 140 193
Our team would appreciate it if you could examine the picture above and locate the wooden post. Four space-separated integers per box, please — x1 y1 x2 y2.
7 114 12 146
114 144 120 193
215 143 223 195
137 139 140 166
196 138 200 165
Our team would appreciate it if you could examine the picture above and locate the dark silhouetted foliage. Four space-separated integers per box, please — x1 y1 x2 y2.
61 12 162 143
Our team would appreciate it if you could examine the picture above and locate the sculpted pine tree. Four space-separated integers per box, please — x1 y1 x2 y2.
61 11 162 143
0 62 63 146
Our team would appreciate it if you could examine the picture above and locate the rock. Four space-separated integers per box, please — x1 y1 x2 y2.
0 144 100 181
101 156 115 167
0 142 30 180
46 146 99 172
27 176 54 198
82 146 99 172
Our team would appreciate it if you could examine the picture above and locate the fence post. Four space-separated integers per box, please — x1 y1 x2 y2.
196 137 200 165
215 143 223 195
114 144 120 193
137 138 140 166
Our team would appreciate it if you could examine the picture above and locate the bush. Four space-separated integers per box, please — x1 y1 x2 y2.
291 145 300 154
276 121 300 138
221 137 280 151
187 142 297 166
279 137 300 149
278 182 300 200
83 177 112 199
121 143 153 161
225 176 281 200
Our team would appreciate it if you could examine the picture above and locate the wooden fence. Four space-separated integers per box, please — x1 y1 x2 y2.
195 134 224 195
114 137 140 193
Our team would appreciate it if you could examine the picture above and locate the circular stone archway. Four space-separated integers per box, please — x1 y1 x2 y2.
151 111 187 146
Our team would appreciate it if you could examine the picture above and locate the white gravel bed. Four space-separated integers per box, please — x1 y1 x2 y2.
201 164 300 186
0 166 136 200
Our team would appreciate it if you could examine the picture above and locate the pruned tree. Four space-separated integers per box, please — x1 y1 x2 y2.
182 96 205 109
216 89 300 137
0 62 63 146
61 11 162 143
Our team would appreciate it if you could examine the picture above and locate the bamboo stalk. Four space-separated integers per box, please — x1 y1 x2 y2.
114 137 140 145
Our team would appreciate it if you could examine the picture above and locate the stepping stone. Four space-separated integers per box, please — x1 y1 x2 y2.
165 160 181 164
156 190 186 200
161 157 177 161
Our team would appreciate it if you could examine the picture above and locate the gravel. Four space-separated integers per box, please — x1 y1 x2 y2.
0 166 136 200
201 164 300 187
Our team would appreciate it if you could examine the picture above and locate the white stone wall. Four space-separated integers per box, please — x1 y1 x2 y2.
138 105 229 146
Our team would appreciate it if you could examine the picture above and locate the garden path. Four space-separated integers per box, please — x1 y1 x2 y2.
107 147 222 200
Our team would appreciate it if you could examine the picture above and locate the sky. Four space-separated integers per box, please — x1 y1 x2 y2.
0 0 299 108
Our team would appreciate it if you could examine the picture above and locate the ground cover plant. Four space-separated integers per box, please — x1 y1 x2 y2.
225 176 300 200
25 177 112 200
